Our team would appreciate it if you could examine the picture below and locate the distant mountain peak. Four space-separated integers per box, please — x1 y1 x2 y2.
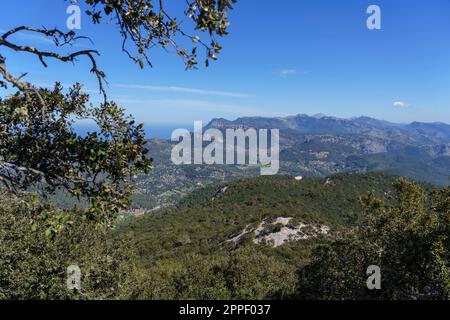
203 113 450 146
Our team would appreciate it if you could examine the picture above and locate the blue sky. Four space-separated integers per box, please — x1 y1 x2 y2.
1 0 450 137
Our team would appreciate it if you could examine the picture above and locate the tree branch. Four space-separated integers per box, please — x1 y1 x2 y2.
0 26 107 100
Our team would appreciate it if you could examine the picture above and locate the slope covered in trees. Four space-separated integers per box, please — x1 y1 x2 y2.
1 172 448 299
115 172 448 300
122 173 401 263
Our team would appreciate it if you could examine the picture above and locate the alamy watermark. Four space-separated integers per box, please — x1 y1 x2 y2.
67 265 81 291
367 5 382 30
66 5 81 30
366 265 381 290
171 121 280 175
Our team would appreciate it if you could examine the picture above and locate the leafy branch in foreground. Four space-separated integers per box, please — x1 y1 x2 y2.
80 0 236 69
0 1 237 223
0 0 236 98
0 83 152 225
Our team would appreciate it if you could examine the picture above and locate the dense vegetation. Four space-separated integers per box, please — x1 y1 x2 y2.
114 173 449 300
0 192 147 299
1 172 448 299
123 172 401 263
298 179 450 299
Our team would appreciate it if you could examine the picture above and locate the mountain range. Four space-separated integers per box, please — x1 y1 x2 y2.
206 114 450 146
126 114 450 211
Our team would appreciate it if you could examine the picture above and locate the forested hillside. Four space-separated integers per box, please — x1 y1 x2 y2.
116 172 449 300
123 173 400 263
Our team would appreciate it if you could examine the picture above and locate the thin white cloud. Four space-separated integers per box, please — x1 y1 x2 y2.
16 32 55 45
1 29 88 47
113 83 255 98
114 98 282 116
278 69 297 78
34 81 99 94
0 28 56 45
393 101 410 108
